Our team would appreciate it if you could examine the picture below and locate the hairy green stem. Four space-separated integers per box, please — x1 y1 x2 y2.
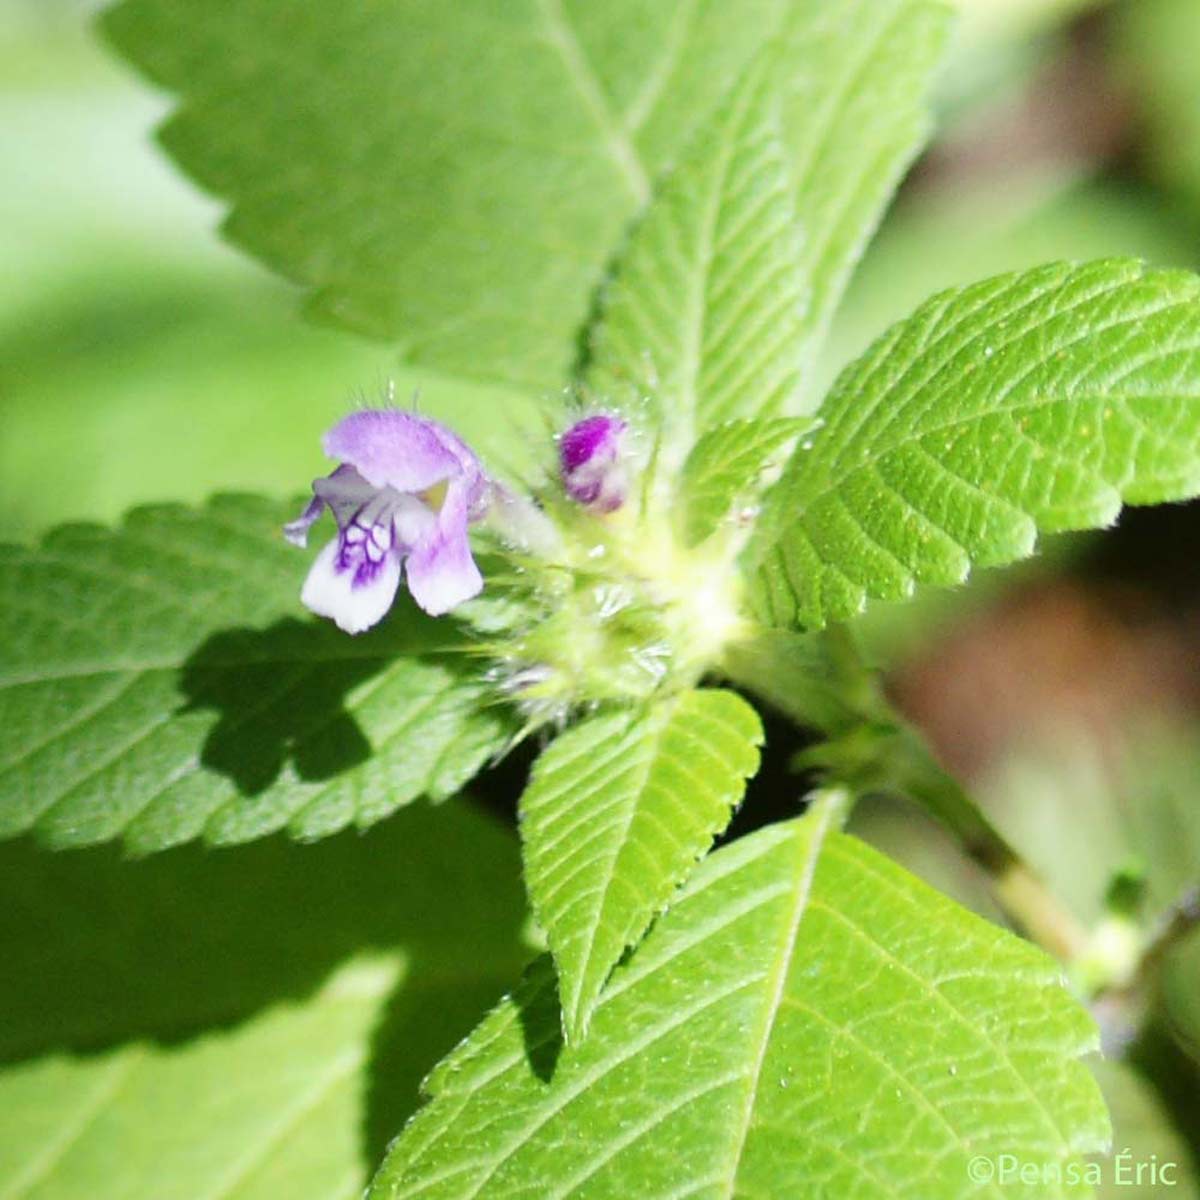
880 721 1090 963
1085 883 1200 1052
722 622 1089 963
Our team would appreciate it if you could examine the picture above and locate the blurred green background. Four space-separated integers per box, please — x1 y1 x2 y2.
0 0 551 539
4 0 1200 1193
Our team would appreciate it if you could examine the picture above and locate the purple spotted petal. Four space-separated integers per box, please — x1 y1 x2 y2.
323 410 478 494
300 537 403 635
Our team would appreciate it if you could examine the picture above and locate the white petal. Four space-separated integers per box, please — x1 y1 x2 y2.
405 527 482 616
300 538 402 635
390 493 438 549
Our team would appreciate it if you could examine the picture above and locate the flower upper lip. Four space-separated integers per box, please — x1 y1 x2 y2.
323 409 481 496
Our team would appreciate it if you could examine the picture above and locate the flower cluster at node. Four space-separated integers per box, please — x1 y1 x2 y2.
287 401 744 717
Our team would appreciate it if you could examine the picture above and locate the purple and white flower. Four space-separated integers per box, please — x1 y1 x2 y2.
285 410 490 632
559 413 628 513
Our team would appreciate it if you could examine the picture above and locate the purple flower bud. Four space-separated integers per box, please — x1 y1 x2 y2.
285 409 490 632
559 413 628 513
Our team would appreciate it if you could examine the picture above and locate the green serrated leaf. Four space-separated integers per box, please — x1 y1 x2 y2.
0 800 529 1200
99 0 809 393
99 1 948 396
372 795 1110 1199
776 0 950 383
586 61 806 456
586 0 950 441
0 495 512 853
679 417 808 545
750 259 1200 629
520 688 761 1044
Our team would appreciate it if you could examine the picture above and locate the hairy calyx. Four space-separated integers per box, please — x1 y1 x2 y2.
287 405 748 720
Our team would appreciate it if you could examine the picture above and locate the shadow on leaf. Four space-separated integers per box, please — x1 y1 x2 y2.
513 956 565 1083
0 798 532 1166
176 607 468 803
179 618 382 795
0 800 530 1061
